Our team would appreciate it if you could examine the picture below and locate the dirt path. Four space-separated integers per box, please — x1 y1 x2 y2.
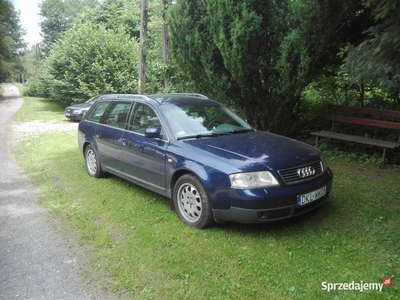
0 84 90 299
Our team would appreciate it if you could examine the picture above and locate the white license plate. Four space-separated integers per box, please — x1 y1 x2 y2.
66 113 71 116
297 186 326 206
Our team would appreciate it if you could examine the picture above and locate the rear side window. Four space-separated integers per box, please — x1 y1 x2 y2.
86 101 111 123
102 102 133 129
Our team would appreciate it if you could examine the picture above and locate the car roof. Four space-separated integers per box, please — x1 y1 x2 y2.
96 93 218 107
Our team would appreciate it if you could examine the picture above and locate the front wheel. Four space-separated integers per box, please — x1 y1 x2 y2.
84 145 106 178
173 174 214 229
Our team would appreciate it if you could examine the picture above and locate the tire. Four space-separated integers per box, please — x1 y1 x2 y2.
84 145 106 178
173 174 214 229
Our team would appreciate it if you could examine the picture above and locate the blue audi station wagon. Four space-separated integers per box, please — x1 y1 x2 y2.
78 93 333 228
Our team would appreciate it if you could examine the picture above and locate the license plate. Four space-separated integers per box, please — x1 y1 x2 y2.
297 186 326 207
66 113 71 116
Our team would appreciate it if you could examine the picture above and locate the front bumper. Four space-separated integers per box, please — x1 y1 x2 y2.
213 194 328 223
65 112 83 121
212 168 333 223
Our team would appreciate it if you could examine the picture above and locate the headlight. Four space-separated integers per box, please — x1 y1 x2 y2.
230 171 279 189
321 154 329 171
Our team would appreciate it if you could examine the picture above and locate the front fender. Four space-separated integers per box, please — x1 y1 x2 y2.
166 154 232 210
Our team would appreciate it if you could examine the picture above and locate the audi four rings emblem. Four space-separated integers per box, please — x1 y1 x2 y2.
297 166 315 178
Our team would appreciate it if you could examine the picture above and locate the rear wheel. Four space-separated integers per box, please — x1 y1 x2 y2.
173 174 214 229
84 145 105 178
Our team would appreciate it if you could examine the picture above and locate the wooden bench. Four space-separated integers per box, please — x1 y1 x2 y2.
311 104 400 163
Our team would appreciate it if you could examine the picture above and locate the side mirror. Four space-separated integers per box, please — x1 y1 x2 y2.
145 128 160 138
243 118 253 127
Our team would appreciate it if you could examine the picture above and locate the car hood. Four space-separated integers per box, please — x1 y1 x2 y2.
182 131 320 171
67 103 92 110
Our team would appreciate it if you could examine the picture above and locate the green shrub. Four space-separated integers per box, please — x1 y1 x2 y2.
38 22 139 105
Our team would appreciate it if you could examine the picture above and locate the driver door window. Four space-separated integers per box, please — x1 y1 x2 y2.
129 103 164 137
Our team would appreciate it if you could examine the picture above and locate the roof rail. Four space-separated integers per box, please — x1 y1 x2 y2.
169 93 208 99
148 93 209 100
114 94 152 101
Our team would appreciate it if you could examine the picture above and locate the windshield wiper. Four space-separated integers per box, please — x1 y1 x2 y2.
177 129 253 140
228 129 254 134
177 133 219 140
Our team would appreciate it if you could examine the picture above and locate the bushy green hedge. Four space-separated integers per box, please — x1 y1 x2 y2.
35 23 139 105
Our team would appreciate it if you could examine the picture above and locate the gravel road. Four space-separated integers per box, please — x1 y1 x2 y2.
0 84 90 300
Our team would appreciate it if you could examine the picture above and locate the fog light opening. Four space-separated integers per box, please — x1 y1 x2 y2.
257 212 267 219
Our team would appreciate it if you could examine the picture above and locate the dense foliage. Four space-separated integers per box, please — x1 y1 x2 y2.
0 0 25 82
168 0 372 135
39 0 99 55
25 0 166 103
39 23 138 105
4 0 400 136
340 0 400 106
76 0 141 40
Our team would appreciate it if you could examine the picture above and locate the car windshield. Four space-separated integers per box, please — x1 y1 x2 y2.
159 102 253 139
86 96 99 104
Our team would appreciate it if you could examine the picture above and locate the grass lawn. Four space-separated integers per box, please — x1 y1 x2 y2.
10 96 400 299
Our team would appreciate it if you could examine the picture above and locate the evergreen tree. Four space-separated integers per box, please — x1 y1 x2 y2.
0 0 25 82
168 0 371 135
340 0 400 105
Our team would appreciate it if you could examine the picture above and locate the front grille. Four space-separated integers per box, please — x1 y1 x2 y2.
278 161 323 185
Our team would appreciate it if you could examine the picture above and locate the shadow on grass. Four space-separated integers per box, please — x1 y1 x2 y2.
73 166 335 236
34 98 67 112
36 136 337 237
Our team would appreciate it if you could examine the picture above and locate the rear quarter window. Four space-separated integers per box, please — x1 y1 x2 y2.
86 101 111 123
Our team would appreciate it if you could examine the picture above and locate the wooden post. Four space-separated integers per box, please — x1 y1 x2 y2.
161 0 171 91
138 0 148 94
